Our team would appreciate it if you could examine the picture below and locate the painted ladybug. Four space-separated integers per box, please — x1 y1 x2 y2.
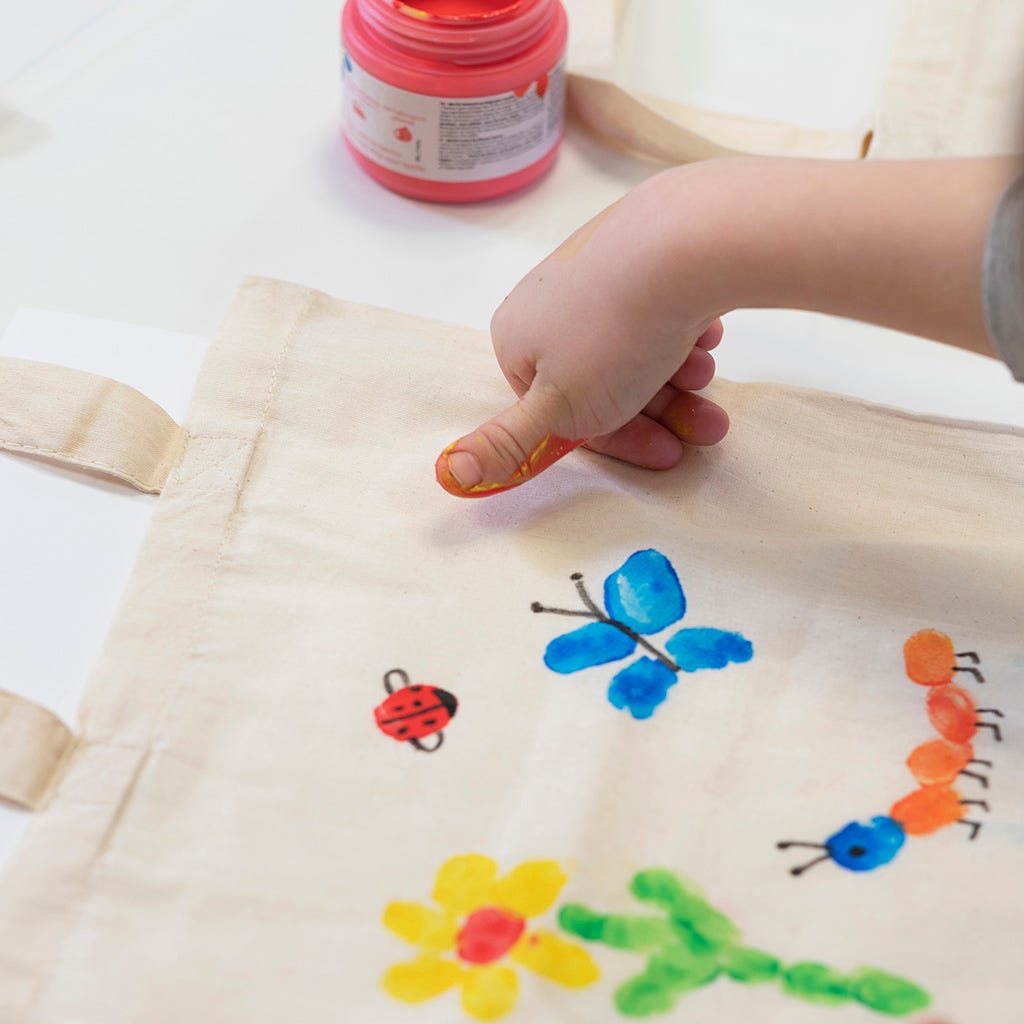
374 668 458 753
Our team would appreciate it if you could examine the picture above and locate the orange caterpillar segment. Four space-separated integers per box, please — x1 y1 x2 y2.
904 629 955 686
889 786 963 835
926 685 977 744
906 738 973 786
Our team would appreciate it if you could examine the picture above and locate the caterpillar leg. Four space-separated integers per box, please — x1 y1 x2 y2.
960 798 989 813
975 709 1004 742
958 769 989 788
962 757 993 787
952 650 985 683
953 665 985 683
956 819 983 840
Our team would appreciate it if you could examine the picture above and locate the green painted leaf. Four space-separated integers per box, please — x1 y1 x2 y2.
558 904 605 942
653 948 722 991
722 946 781 984
783 962 852 1005
615 954 721 1017
601 915 680 953
631 869 709 917
671 907 741 955
615 969 679 1018
850 968 931 1016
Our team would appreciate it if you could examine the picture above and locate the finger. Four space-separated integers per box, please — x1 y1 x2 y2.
657 391 730 446
668 348 716 392
695 318 724 351
435 385 582 499
583 413 684 469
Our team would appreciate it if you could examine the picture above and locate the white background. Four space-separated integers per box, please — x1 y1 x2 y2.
0 0 1021 865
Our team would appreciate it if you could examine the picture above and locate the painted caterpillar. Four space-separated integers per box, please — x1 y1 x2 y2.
779 629 1004 875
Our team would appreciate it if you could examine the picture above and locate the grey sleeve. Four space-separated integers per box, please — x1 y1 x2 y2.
983 173 1024 382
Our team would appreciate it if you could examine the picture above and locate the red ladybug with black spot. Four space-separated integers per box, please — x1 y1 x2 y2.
374 669 458 753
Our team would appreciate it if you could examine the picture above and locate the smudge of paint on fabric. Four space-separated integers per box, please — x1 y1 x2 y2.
382 855 599 1020
532 549 753 719
374 668 458 753
557 868 931 1017
435 433 583 498
779 629 1003 875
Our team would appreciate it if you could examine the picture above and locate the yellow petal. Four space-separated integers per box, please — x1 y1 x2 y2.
433 855 498 916
382 901 458 951
492 860 567 918
511 930 600 988
461 964 520 1021
382 953 463 1004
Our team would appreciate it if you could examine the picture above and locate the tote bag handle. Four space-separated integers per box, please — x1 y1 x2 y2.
0 357 185 809
565 0 1024 162
0 357 185 494
0 695 76 811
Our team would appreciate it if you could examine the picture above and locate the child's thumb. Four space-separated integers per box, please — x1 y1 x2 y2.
435 386 582 499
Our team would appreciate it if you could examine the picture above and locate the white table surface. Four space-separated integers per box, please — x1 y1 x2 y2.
1 0 1021 866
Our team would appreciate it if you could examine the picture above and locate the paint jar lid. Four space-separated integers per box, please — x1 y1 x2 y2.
354 0 559 65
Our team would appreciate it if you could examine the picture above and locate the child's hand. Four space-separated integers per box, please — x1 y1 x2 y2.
435 175 730 499
435 155 1010 499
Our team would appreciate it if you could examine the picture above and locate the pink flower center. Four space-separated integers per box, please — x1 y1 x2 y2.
456 906 526 964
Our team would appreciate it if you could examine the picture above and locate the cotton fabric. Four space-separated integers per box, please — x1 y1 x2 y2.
0 278 1021 1022
564 0 1024 161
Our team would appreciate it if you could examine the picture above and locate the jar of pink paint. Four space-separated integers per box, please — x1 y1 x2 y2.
341 0 568 202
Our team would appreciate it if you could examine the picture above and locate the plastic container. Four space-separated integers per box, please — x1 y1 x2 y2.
341 0 568 202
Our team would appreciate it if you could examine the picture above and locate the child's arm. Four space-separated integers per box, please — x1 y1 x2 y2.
435 156 1017 499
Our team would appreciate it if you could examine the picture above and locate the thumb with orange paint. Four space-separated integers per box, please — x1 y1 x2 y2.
435 385 584 498
435 170 732 499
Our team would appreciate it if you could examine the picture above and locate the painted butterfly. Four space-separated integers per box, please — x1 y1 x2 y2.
532 549 753 720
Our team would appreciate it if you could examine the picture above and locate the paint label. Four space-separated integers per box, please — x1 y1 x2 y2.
341 52 565 183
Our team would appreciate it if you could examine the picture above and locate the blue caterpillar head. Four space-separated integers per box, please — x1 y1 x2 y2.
778 815 906 875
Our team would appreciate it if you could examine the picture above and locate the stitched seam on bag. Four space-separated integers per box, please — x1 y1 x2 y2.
24 289 315 1018
168 434 253 489
0 438 168 492
143 293 311 749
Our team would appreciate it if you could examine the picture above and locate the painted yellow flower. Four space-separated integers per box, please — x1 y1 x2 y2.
382 855 600 1020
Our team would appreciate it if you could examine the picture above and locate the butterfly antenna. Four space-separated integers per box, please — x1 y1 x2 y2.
571 572 603 618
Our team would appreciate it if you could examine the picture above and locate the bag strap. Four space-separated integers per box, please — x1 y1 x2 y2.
565 0 1024 163
871 0 1024 158
0 691 76 811
568 74 865 163
0 357 185 494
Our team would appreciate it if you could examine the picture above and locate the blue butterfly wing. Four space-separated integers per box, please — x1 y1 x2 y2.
603 549 685 635
544 622 637 674
666 628 754 673
607 657 678 720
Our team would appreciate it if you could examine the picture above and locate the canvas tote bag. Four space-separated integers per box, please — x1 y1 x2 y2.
0 276 1021 1023
564 0 1024 161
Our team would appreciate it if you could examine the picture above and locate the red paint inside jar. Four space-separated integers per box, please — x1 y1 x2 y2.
394 0 529 20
